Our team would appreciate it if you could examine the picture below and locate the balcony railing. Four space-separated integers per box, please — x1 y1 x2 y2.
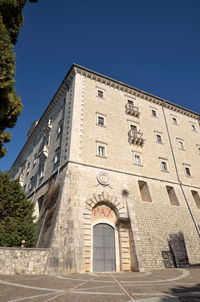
128 130 145 146
125 103 140 117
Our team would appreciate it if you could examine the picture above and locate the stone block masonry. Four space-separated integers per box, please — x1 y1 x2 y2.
0 247 49 275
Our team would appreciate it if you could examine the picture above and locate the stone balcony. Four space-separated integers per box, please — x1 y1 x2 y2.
125 103 140 117
128 130 145 146
39 145 49 160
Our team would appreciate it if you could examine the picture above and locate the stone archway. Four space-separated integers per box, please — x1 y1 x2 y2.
83 191 132 272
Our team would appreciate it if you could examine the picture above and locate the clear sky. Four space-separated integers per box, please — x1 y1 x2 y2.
1 0 200 171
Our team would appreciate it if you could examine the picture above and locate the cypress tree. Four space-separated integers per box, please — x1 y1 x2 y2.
0 0 37 157
0 171 36 247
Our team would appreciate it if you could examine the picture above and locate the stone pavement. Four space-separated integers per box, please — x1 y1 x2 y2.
0 267 200 302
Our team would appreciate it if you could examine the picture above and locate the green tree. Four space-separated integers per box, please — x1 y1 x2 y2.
0 171 36 247
0 0 37 158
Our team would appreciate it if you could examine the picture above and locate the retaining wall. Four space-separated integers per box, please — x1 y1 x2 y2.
0 247 50 275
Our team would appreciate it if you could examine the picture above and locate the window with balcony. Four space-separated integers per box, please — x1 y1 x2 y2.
191 190 200 209
131 124 137 131
125 100 139 117
166 186 179 206
39 145 49 160
138 181 152 202
128 125 144 146
128 100 134 105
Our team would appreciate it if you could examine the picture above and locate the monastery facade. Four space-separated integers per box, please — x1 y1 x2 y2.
11 64 200 273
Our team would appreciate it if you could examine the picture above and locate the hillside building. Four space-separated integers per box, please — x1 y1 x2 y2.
11 64 200 273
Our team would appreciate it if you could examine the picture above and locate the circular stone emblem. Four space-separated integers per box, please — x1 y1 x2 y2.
97 172 110 186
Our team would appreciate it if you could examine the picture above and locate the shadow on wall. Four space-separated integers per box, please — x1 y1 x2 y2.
159 281 200 302
162 232 189 268
36 177 60 248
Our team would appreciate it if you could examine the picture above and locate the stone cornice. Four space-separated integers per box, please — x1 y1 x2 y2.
73 64 199 120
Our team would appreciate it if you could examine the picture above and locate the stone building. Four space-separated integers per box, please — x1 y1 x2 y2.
11 64 200 274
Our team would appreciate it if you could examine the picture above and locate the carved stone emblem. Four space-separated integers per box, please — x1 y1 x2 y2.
97 172 110 186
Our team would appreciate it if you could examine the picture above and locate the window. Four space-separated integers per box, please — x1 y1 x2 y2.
156 134 162 143
191 190 200 209
54 154 59 164
57 123 63 135
96 141 107 158
29 176 34 191
26 162 30 175
172 117 177 125
54 148 60 165
191 124 196 132
40 167 44 179
128 100 134 105
97 116 104 126
134 154 141 166
138 181 152 202
131 125 137 132
161 161 168 171
152 109 157 117
33 153 37 166
185 167 191 177
38 195 44 214
98 90 103 98
166 186 179 206
178 141 184 150
48 116 52 125
98 146 105 157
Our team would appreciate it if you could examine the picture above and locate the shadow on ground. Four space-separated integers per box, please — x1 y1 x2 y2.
160 283 200 302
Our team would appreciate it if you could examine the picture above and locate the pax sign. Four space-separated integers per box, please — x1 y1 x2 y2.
92 205 116 223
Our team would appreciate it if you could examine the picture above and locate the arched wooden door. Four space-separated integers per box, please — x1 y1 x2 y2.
93 223 116 272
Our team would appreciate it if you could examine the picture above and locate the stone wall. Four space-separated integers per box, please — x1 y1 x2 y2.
0 247 49 275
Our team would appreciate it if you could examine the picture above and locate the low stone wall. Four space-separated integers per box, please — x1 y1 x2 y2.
0 247 50 275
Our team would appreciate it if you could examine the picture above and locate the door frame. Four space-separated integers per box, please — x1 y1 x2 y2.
91 219 120 272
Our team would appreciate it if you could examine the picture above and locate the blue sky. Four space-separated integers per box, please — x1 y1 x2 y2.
1 0 200 171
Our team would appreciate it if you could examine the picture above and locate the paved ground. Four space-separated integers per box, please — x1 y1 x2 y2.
0 267 200 302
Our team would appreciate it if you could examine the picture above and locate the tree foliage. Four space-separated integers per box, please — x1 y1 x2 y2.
0 171 36 247
0 0 37 158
